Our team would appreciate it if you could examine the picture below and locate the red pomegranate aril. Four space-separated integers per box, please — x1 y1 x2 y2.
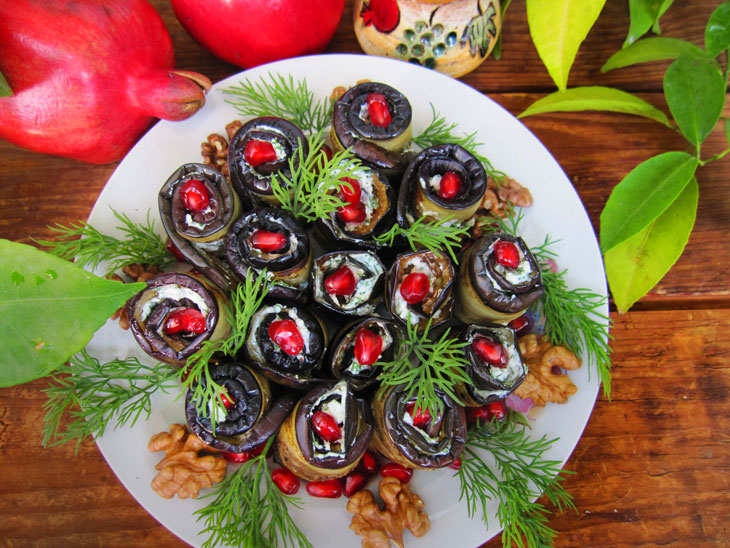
312 411 342 442
250 230 287 252
339 176 362 205
465 405 490 425
220 392 235 410
306 479 342 498
163 308 206 335
223 451 251 463
324 266 357 296
354 329 383 366
399 272 430 304
472 337 508 368
244 139 277 167
438 171 462 200
405 401 432 429
165 239 186 262
487 400 507 421
343 471 369 498
272 468 300 495
493 240 521 269
268 319 304 355
366 93 392 127
448 457 462 470
380 462 413 484
337 202 367 224
359 450 379 476
508 314 532 336
180 179 210 212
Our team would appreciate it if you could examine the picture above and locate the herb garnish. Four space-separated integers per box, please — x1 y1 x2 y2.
374 214 470 264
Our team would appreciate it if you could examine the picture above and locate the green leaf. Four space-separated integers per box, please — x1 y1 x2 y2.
624 0 674 48
725 118 730 147
519 86 672 127
0 240 146 387
602 37 710 73
526 0 606 91
706 2 730 57
600 151 697 253
492 0 512 60
664 53 726 147
605 177 698 313
651 0 675 34
0 71 12 97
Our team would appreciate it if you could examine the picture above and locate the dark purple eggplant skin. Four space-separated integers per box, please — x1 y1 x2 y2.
293 380 373 469
228 116 308 205
126 273 219 367
468 232 543 314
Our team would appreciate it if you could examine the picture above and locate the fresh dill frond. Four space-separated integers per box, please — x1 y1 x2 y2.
196 437 313 548
224 72 333 133
373 215 470 264
35 209 173 275
41 349 178 453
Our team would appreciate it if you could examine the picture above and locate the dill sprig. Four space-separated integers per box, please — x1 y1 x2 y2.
224 72 332 133
377 318 471 418
458 416 575 548
195 437 313 548
269 131 364 223
41 349 178 453
374 215 470 264
35 209 173 275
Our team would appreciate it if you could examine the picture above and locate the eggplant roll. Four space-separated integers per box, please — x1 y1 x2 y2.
370 384 466 469
397 143 487 226
312 250 385 317
331 82 412 174
328 317 404 392
458 324 527 406
225 208 312 302
228 116 308 206
277 379 373 481
386 249 455 331
159 163 242 292
126 273 230 367
455 232 543 324
185 362 297 453
245 303 327 389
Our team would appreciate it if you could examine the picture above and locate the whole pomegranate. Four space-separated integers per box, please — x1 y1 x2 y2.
0 0 212 164
170 0 345 69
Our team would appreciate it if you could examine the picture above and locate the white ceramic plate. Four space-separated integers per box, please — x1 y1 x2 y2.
86 54 606 548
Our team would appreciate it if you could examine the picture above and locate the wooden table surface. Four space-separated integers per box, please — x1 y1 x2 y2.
1 1 728 547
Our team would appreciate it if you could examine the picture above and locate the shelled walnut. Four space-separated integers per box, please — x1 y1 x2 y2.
480 175 533 217
514 334 581 407
348 476 429 548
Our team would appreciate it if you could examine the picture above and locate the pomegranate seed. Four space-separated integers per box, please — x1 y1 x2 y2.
399 272 430 304
448 457 462 470
165 239 186 262
337 202 367 224
220 393 235 410
180 179 210 212
465 405 490 425
380 462 413 484
493 240 521 269
339 177 362 205
405 401 432 429
163 308 206 335
306 479 342 498
244 139 277 167
250 443 267 457
487 400 507 421
438 171 463 200
359 450 379 476
272 468 300 495
312 411 342 442
324 266 357 296
250 230 287 252
508 314 532 336
472 337 508 368
268 319 304 355
366 93 392 127
223 451 252 463
354 329 383 366
343 471 369 497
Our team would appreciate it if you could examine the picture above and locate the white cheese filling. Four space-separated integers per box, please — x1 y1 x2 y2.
311 380 348 457
247 304 312 365
140 284 210 322
392 255 435 327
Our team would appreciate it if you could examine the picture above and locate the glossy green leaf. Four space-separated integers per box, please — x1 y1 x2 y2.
605 177 698 313
0 240 146 387
725 118 730 147
526 0 606 91
492 0 512 60
602 37 709 72
600 151 697 253
651 0 675 34
0 71 12 97
624 0 671 47
705 2 730 57
664 54 726 147
519 86 672 127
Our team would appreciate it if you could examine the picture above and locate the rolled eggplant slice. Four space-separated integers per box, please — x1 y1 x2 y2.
126 273 230 367
225 208 312 302
458 324 527 406
159 163 242 292
312 250 385 317
228 116 308 206
397 144 487 226
386 249 455 331
370 384 466 469
331 82 413 174
245 303 327 390
185 362 297 453
277 379 373 481
329 317 405 393
455 232 543 324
